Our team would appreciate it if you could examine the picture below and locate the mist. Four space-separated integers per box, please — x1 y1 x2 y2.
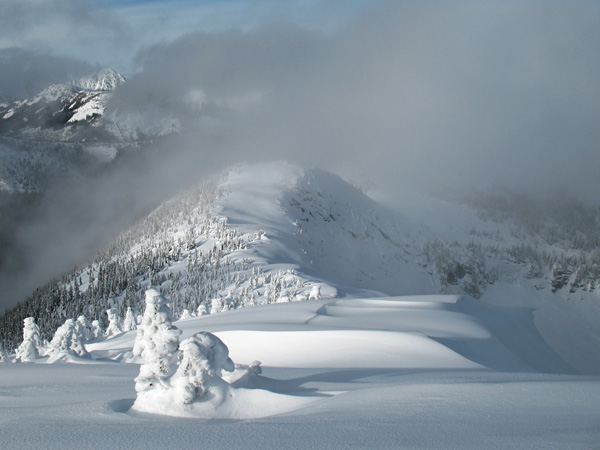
2 0 600 311
0 48 97 100
112 0 600 202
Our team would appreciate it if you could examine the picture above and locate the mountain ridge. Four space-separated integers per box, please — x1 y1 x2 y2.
1 161 599 373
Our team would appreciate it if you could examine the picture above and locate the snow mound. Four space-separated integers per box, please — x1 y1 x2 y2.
131 326 319 419
131 374 318 419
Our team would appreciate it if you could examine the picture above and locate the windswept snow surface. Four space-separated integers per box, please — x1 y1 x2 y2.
2 295 599 449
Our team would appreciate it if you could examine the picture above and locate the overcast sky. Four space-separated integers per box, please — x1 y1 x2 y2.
0 0 371 74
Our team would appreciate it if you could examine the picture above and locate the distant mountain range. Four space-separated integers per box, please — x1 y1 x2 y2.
0 69 181 193
0 69 125 141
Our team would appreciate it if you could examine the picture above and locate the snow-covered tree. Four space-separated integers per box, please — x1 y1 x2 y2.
105 308 122 336
309 284 321 300
196 304 207 316
210 298 222 314
50 319 89 357
171 331 234 405
0 342 8 362
123 307 137 332
15 317 42 362
90 320 103 340
75 316 91 342
179 309 192 320
133 289 181 393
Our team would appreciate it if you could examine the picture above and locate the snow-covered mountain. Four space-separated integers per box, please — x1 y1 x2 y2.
0 69 125 136
0 68 185 194
0 69 127 194
2 162 599 374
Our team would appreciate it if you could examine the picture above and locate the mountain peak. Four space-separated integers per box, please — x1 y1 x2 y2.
72 69 126 92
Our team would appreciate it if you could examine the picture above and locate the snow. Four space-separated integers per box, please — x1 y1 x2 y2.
2 162 600 447
67 94 106 123
2 108 15 119
1 294 599 448
73 69 126 92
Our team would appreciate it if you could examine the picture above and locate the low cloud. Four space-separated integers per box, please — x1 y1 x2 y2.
0 0 130 69
112 1 600 203
0 48 95 99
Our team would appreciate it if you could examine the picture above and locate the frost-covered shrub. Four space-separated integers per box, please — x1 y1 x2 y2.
123 307 137 332
50 319 89 357
133 289 181 393
105 308 123 336
171 332 234 405
15 317 42 362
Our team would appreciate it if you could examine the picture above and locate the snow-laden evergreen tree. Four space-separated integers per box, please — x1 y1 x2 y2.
0 342 8 362
210 298 222 314
196 304 207 316
171 331 234 405
179 309 192 320
123 307 137 332
309 284 321 300
50 319 89 357
15 317 42 362
133 289 181 393
105 308 122 336
90 320 103 340
75 316 91 342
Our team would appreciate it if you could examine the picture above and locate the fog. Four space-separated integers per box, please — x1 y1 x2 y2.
0 48 97 100
112 0 600 201
1 0 600 311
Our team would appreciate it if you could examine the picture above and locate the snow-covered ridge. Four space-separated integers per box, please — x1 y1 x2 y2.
2 162 600 374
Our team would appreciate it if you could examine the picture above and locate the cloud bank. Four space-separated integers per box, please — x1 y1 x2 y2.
112 0 600 203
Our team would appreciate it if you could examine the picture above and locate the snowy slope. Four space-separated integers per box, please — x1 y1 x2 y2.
282 168 436 295
89 295 574 374
1 294 598 449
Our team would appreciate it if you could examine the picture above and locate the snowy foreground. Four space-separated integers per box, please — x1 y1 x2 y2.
2 295 599 449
